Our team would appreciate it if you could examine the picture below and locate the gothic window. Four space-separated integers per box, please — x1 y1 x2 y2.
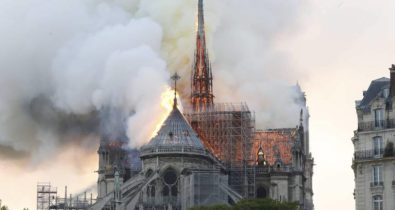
373 137 383 157
171 185 177 196
164 169 177 185
147 183 155 197
373 195 383 210
163 186 169 196
162 168 178 197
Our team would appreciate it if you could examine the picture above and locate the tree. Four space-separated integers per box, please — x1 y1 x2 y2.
189 199 298 210
190 204 232 210
234 199 298 210
0 205 9 210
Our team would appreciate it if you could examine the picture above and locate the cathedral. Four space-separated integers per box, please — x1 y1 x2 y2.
90 0 314 210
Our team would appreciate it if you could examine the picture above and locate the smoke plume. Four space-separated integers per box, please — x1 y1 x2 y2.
0 0 307 164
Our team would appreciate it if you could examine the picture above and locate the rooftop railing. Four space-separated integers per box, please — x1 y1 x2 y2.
255 165 297 174
354 149 384 160
358 119 395 131
140 145 208 156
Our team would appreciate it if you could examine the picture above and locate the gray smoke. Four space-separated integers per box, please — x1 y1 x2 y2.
0 0 308 165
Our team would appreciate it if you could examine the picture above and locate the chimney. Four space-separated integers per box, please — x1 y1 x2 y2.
390 64 395 98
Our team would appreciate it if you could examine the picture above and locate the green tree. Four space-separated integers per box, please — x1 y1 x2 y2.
189 199 298 210
189 204 232 210
234 199 298 210
0 205 9 210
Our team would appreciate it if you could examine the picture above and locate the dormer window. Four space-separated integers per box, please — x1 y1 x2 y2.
383 88 390 98
257 147 266 166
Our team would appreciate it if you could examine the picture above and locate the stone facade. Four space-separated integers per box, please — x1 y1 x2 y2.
253 124 314 210
353 74 395 210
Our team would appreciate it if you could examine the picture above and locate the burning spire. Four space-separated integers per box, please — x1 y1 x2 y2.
171 72 181 109
191 0 214 112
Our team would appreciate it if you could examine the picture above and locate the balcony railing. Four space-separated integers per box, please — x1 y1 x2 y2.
358 119 395 131
370 182 384 187
354 149 384 161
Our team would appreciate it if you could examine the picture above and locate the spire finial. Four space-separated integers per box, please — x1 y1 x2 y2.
198 0 205 36
171 72 181 109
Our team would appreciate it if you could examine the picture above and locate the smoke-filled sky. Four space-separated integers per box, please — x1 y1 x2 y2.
1 0 395 210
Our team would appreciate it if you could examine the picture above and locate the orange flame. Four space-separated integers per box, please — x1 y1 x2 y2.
150 88 180 138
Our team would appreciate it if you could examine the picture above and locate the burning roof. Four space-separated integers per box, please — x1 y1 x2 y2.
253 129 297 166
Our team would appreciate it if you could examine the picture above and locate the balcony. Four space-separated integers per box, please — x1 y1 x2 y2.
358 119 395 132
354 149 384 161
370 182 384 187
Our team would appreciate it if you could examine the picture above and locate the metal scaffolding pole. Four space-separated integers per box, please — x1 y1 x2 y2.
186 102 256 197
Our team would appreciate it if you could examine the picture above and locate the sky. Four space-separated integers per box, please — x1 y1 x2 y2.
1 0 395 210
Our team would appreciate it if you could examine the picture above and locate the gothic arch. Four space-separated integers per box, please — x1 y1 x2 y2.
256 186 268 199
145 168 154 178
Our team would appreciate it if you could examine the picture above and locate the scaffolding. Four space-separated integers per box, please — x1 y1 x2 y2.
185 102 256 197
37 183 57 210
37 183 96 210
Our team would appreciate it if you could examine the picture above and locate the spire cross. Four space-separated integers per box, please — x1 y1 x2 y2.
171 72 181 109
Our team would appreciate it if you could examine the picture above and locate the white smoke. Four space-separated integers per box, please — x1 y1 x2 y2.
212 0 307 128
0 0 169 161
0 0 308 164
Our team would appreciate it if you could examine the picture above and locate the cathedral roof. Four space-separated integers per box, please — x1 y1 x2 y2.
140 106 208 158
253 129 298 166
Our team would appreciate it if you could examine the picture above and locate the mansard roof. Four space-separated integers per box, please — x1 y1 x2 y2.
358 77 390 112
140 107 208 158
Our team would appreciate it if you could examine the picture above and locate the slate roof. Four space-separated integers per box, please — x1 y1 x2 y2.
140 107 207 157
358 77 389 112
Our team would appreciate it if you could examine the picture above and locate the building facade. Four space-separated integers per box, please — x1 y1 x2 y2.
352 65 395 210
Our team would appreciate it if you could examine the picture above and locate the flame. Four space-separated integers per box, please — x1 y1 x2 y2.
150 88 179 138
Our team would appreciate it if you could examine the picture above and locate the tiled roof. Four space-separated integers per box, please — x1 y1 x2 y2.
252 129 297 166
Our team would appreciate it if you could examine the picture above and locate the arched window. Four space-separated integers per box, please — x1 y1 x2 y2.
256 187 267 198
147 183 155 197
162 168 178 198
163 169 178 185
163 186 169 196
373 195 383 210
151 186 155 197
